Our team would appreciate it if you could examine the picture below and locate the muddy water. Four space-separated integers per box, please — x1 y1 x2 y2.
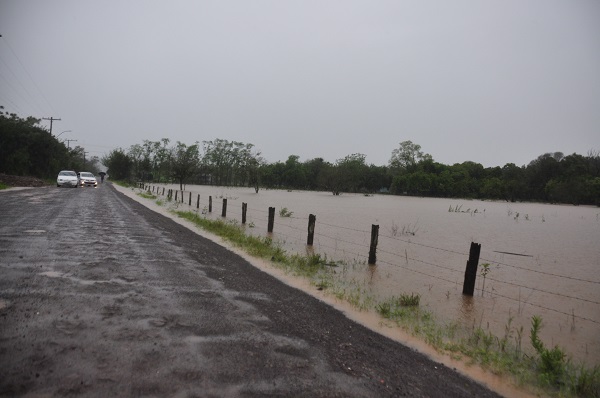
158 184 600 365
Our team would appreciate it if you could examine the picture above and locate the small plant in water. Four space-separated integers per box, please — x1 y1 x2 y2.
480 263 491 296
530 315 567 387
279 207 293 217
399 293 420 306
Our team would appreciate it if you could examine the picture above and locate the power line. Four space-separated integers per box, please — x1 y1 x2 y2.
1 35 57 115
42 117 61 135
65 139 77 149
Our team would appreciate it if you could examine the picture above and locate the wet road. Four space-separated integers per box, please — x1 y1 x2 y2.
0 184 502 397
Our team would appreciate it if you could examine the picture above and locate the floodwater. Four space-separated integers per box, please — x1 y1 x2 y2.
155 183 600 365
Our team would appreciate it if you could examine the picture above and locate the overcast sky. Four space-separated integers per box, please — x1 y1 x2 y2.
1 0 599 168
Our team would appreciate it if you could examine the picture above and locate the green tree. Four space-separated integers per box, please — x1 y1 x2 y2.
171 141 201 190
282 155 307 188
389 140 431 173
336 153 368 193
101 148 132 180
0 109 71 178
303 157 329 190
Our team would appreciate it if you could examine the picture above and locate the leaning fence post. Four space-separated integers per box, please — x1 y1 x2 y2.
242 203 247 224
175 190 178 201
222 199 227 217
196 194 200 209
209 196 212 212
268 207 275 233
368 224 379 265
462 242 481 296
162 187 165 196
307 214 316 245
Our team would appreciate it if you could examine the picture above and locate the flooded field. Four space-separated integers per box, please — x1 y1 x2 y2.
155 183 600 366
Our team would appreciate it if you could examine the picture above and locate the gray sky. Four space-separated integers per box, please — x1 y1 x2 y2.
1 0 599 168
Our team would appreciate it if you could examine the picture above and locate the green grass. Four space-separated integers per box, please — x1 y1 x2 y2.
167 205 599 398
0 182 8 190
137 192 157 200
279 207 293 217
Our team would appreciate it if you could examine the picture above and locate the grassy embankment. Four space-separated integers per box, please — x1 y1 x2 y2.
132 187 599 398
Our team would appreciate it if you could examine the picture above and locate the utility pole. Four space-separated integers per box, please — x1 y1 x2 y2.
42 117 61 135
65 139 77 149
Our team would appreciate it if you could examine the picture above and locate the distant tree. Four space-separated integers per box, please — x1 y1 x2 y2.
336 153 368 193
101 148 132 181
171 141 201 190
389 141 431 172
247 154 266 193
525 153 561 201
282 155 307 188
303 157 329 190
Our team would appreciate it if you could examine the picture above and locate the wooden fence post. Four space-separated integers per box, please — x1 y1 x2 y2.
181 191 184 203
221 199 227 217
462 242 481 296
196 194 200 209
307 214 316 245
268 207 275 233
175 190 178 201
368 224 379 265
209 196 212 212
242 203 247 224
188 192 192 206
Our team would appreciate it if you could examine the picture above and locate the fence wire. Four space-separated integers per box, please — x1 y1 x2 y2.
143 184 600 325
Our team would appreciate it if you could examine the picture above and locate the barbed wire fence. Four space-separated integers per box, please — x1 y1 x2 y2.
142 183 600 327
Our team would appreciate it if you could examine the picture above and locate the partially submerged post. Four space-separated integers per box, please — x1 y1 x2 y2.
209 196 212 213
242 203 247 224
307 214 316 245
462 242 481 296
222 199 227 217
368 224 379 265
268 207 275 233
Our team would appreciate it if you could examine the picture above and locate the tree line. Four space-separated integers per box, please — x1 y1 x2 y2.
103 137 600 206
1 109 598 205
0 109 102 178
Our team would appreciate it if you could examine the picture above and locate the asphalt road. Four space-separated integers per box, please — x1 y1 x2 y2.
0 183 503 397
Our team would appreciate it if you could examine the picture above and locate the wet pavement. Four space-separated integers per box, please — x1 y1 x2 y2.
0 183 502 397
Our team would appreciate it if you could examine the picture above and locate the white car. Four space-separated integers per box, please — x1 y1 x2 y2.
56 170 78 188
77 172 98 188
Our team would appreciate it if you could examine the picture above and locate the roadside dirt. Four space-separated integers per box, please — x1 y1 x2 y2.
0 183 509 397
0 174 48 187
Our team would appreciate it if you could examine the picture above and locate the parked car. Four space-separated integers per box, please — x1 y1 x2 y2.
56 170 78 188
77 172 98 188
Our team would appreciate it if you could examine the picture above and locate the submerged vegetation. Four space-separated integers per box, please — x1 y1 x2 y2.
168 203 600 397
